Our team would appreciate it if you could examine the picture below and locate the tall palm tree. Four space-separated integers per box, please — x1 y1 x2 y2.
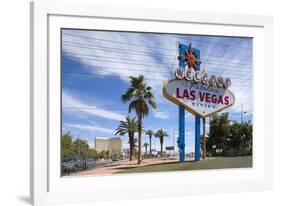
145 129 154 157
155 129 169 157
115 116 138 161
143 142 149 154
121 75 157 164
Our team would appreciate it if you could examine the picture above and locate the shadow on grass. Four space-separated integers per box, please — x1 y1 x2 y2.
114 160 195 171
115 156 253 174
140 160 195 167
99 163 122 168
114 166 139 170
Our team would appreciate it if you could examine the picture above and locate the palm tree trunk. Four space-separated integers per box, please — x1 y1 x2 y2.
160 142 163 157
129 138 134 161
137 113 142 164
149 136 152 158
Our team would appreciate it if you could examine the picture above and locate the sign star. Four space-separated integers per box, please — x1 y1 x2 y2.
185 43 201 69
177 43 202 69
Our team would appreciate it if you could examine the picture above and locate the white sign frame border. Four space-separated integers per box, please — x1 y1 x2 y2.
30 1 273 205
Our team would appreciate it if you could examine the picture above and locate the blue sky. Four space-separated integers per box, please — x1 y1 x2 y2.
61 29 253 153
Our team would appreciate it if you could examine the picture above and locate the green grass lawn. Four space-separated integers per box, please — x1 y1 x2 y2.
115 156 252 174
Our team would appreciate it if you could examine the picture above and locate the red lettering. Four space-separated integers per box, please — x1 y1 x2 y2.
218 95 223 104
183 89 189 99
176 88 182 98
224 96 229 105
190 90 196 100
199 92 205 102
211 94 217 103
205 93 210 102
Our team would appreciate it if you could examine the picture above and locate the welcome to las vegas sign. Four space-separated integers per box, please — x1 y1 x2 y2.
162 68 235 117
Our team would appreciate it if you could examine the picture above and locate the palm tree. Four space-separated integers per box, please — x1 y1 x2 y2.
121 75 157 164
143 142 149 154
145 129 154 157
155 129 169 157
115 116 138 161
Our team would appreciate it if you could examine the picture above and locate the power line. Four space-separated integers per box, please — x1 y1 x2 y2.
62 54 252 76
63 60 252 80
62 41 252 63
63 54 174 69
62 32 252 51
62 70 252 87
63 52 175 65
64 61 173 75
62 42 173 58
164 35 252 50
62 56 253 79
63 70 169 81
63 33 176 51
62 106 179 112
62 105 253 112
62 51 252 67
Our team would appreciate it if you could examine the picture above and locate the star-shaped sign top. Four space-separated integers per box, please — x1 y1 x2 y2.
178 43 202 70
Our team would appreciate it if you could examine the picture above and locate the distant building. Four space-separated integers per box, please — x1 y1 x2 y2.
150 149 158 156
95 137 123 155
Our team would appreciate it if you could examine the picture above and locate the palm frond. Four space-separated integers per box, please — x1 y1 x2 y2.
115 116 138 136
142 101 149 117
148 99 157 109
145 129 154 136
155 128 169 138
128 100 139 114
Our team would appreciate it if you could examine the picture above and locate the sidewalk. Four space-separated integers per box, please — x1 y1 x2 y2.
69 157 179 176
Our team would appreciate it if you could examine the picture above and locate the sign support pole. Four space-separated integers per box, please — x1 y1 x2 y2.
195 116 201 161
194 50 201 161
178 44 185 163
202 117 206 159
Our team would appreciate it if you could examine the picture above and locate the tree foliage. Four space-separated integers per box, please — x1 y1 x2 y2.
73 138 90 158
62 132 99 160
143 142 149 154
207 113 252 156
62 132 75 157
145 129 154 157
155 128 169 157
115 116 138 161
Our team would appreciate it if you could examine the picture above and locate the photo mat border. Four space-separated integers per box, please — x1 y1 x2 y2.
31 1 273 205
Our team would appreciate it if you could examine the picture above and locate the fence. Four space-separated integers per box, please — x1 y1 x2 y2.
61 156 97 176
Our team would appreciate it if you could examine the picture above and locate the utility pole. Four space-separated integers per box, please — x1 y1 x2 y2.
173 127 175 156
241 104 243 123
241 104 247 123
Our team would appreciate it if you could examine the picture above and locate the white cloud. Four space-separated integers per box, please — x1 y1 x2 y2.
227 85 252 113
64 122 114 134
62 30 171 83
153 111 170 119
62 90 125 121
62 30 176 105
